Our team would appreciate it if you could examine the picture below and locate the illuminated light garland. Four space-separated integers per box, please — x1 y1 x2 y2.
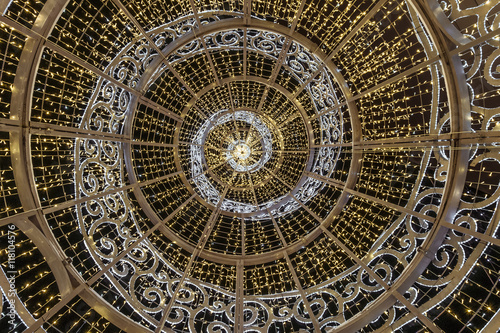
0 0 497 332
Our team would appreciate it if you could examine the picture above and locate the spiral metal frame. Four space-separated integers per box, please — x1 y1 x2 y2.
0 0 499 332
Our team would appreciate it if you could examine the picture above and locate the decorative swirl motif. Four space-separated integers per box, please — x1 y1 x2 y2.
285 41 321 82
484 47 500 86
375 3 500 330
294 177 323 203
243 298 301 331
169 39 204 62
308 70 338 113
205 29 243 48
74 15 211 324
76 136 181 314
320 111 342 144
249 30 285 57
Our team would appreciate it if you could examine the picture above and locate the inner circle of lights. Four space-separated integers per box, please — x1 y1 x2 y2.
217 112 271 173
191 109 276 196
3 0 500 333
181 97 310 215
169 28 342 219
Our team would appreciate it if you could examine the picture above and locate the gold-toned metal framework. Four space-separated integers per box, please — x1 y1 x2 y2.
0 0 498 332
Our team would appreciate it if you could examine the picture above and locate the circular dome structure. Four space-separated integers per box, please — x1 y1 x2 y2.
0 0 499 332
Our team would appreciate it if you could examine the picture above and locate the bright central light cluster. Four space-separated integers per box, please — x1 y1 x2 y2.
233 143 251 160
231 142 251 161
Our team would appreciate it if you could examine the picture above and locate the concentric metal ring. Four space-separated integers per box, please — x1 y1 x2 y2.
6 0 499 332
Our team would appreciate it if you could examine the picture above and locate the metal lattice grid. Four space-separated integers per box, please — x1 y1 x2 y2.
0 0 499 333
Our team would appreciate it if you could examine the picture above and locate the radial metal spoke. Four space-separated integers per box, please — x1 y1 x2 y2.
41 171 182 216
0 14 41 39
458 130 500 145
193 103 212 120
289 193 325 225
250 149 309 154
284 251 322 331
237 206 246 331
246 135 262 150
245 169 260 210
0 117 21 127
178 140 222 152
265 205 322 332
267 37 292 87
450 27 500 56
441 221 500 247
24 191 195 333
243 27 248 79
245 124 261 147
308 103 346 121
323 0 389 56
304 170 436 223
137 96 183 123
235 260 245 332
45 40 184 123
319 227 441 333
348 56 440 102
112 0 198 97
246 156 307 204
255 29 295 112
131 140 177 148
227 82 236 112
257 162 295 190
241 214 246 258
227 82 241 133
186 157 234 183
293 0 390 96
161 56 199 99
351 134 452 149
155 184 231 332
289 0 308 34
392 295 442 333
29 123 128 141
243 112 259 146
248 157 323 209
311 137 452 149
304 171 345 188
243 0 251 25
188 0 221 85
267 208 287 247
292 67 325 100
276 114 303 130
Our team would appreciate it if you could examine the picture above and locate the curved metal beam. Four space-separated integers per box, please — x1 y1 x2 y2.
329 0 472 331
